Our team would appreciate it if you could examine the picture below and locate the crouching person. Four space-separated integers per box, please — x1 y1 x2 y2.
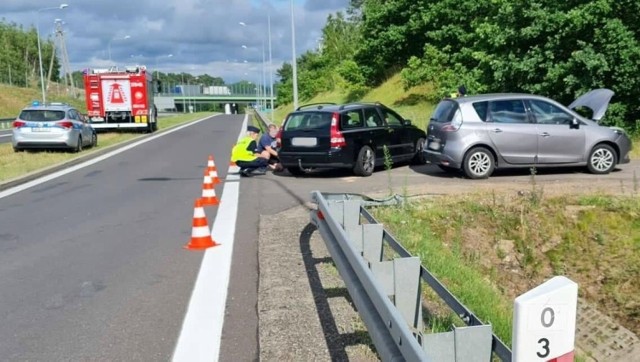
231 125 269 177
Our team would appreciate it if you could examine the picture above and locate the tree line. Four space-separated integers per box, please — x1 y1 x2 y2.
0 20 60 88
276 0 640 131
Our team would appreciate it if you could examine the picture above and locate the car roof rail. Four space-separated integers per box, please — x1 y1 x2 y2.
296 102 337 111
338 101 383 110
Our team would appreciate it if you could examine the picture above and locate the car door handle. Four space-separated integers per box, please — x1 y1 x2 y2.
539 132 550 137
492 128 503 133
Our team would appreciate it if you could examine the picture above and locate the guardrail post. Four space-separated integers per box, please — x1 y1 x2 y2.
422 325 493 362
311 191 505 362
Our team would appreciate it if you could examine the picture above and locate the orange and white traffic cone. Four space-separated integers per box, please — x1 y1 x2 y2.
207 155 221 185
200 170 220 206
184 198 219 250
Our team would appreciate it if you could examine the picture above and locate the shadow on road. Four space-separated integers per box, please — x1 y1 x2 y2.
298 223 376 359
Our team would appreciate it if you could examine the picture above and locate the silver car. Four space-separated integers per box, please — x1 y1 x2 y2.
423 89 633 179
12 103 97 152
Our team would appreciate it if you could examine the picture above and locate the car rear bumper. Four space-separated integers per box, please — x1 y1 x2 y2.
280 149 353 169
423 149 462 169
12 131 77 149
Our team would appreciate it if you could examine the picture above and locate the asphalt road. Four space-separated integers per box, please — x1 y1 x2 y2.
1 112 638 360
0 114 241 360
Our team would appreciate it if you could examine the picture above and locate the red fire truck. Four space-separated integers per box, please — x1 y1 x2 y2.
83 65 157 132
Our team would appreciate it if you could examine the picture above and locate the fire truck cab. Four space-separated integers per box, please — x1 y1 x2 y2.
83 65 157 132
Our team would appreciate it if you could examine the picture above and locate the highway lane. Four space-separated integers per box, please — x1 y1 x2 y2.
0 114 243 360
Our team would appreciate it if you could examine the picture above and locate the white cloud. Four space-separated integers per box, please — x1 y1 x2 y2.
1 0 349 83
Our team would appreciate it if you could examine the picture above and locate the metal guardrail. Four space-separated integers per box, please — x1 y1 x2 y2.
254 110 271 129
0 118 13 130
311 191 512 361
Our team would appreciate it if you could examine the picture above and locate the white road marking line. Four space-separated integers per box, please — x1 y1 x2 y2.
0 134 12 138
0 115 217 200
172 115 248 362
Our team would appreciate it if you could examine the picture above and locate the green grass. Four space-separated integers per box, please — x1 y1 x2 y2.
0 112 213 183
0 83 86 118
370 191 640 346
273 74 436 130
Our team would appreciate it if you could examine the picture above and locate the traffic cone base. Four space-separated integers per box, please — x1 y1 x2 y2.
184 199 220 250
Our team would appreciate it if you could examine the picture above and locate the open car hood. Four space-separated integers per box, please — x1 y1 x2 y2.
568 88 614 122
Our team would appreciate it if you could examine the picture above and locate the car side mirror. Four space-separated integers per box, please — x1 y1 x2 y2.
570 118 580 129
404 119 412 126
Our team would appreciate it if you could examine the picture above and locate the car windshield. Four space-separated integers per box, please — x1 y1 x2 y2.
284 112 332 131
19 110 65 122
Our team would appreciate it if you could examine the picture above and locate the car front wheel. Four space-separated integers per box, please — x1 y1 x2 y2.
587 144 617 174
353 145 375 176
463 147 494 179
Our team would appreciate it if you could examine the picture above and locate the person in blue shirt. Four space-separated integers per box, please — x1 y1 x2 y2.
256 123 283 172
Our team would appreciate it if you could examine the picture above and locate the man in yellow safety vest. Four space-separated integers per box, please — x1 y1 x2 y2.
231 125 269 177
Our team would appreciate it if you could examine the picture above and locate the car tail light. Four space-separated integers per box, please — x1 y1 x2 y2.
13 120 26 128
57 121 74 129
442 109 463 132
330 112 346 148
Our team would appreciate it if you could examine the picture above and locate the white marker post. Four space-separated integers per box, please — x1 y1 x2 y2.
512 276 578 362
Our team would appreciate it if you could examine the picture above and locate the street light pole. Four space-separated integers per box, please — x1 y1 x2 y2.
154 53 173 94
36 3 68 104
262 40 266 111
268 14 274 115
290 0 298 110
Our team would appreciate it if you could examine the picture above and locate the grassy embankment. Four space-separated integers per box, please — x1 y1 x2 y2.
0 83 86 118
273 75 640 348
272 74 436 130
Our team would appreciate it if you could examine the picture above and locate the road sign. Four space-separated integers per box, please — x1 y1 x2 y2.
512 276 578 362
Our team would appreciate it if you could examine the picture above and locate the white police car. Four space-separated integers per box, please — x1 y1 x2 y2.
12 102 97 152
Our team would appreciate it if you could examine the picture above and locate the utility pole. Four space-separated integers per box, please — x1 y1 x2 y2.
51 19 76 97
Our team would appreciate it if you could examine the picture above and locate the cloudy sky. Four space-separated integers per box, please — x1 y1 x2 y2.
2 0 349 83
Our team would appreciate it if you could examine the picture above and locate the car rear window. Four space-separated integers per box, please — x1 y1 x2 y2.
19 110 65 122
283 112 332 131
430 100 457 123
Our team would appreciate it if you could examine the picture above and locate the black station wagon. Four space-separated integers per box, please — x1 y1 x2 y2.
278 102 427 176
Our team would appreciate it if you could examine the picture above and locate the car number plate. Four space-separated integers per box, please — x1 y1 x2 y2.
291 137 317 146
31 127 50 132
